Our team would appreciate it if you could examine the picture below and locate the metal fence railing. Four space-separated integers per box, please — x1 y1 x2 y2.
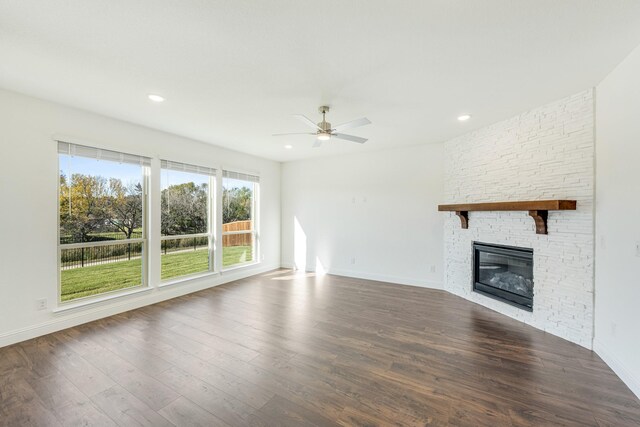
60 221 251 270
61 241 143 269
161 236 208 255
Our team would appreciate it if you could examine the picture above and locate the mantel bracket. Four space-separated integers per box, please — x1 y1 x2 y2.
528 210 548 235
455 211 469 229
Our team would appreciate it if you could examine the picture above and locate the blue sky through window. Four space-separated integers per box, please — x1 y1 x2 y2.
224 177 254 190
59 154 254 191
59 154 142 185
161 169 208 190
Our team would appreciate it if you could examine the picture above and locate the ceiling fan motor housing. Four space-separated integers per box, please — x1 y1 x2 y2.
318 121 332 132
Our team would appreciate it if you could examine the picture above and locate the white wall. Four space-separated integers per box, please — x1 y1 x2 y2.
281 144 444 288
594 43 640 398
443 90 595 348
0 88 281 347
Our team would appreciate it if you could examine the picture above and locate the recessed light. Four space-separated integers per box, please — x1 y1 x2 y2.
284 145 293 149
458 114 471 121
148 94 165 103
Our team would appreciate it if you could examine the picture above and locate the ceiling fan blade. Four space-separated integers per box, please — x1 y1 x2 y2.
272 132 315 136
333 133 368 144
312 140 323 148
293 114 322 131
332 117 371 133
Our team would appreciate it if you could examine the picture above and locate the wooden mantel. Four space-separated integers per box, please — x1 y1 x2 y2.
438 200 577 235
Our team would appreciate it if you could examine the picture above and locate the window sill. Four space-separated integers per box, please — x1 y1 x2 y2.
52 263 260 314
158 271 220 288
53 286 153 314
222 260 260 273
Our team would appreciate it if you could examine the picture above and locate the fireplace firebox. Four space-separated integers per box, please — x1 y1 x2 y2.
473 242 533 311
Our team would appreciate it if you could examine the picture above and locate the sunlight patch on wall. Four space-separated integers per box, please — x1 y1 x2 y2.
294 216 307 272
315 257 326 275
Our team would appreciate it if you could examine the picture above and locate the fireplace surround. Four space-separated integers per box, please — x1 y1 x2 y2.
473 242 534 311
444 90 594 348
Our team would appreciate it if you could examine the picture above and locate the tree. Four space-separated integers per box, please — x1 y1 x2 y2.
106 179 143 239
59 173 109 242
161 182 208 235
222 186 252 223
59 173 144 242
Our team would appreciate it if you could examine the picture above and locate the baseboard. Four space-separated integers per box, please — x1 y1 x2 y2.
314 266 443 290
0 263 280 348
280 261 296 269
594 339 640 399
278 260 443 289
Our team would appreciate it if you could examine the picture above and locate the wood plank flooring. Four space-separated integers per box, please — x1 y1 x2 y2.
1 269 639 426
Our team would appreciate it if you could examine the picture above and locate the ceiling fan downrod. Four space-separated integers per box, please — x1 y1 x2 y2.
318 106 331 132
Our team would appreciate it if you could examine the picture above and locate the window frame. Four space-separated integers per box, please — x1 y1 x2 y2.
159 164 217 282
56 144 150 305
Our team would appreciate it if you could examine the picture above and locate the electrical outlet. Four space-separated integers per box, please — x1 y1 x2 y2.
635 241 640 258
36 298 47 311
430 265 436 273
351 257 356 265
611 322 617 337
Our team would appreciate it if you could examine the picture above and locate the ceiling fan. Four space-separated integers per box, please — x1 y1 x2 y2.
273 106 371 148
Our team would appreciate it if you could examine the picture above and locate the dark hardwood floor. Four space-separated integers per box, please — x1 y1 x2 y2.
1 269 639 426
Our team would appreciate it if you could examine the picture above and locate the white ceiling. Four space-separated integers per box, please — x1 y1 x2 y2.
2 1 640 162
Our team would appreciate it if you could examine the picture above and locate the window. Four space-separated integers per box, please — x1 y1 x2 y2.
58 142 149 302
161 160 216 281
222 170 258 268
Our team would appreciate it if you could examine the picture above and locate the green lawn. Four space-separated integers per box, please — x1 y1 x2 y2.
60 258 143 301
161 249 209 281
223 244 253 267
61 246 253 301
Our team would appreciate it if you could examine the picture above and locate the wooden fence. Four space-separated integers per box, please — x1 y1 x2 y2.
223 220 253 246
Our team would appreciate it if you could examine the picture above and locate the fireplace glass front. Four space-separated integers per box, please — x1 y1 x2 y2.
473 242 533 311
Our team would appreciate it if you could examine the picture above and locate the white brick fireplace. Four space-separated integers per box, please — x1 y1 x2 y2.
443 89 595 348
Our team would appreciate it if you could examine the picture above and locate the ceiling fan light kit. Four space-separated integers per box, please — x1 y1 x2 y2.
273 105 371 148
